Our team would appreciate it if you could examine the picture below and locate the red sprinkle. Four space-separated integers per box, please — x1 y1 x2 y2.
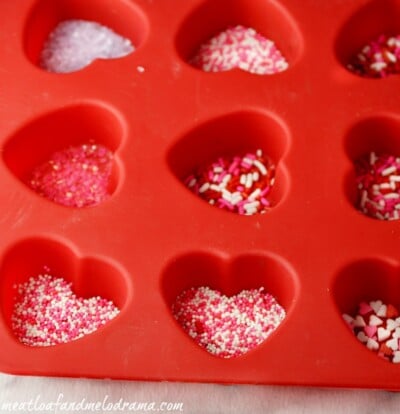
172 286 286 358
349 34 400 78
191 25 288 75
343 300 400 363
29 143 113 208
185 149 276 215
355 152 400 220
12 274 120 347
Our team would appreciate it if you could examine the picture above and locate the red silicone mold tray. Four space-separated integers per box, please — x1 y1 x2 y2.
1 0 400 389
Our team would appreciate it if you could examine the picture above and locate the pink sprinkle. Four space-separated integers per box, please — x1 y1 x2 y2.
190 25 288 75
29 143 114 208
365 325 377 338
12 274 119 347
172 286 285 358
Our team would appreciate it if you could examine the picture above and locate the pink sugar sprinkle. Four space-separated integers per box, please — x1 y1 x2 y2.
29 143 114 208
355 152 400 220
12 274 120 347
172 286 286 358
40 20 134 73
190 25 288 75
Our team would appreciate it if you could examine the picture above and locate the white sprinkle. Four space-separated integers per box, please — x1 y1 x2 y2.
243 157 253 166
254 160 267 175
382 166 397 176
256 149 262 157
370 152 377 165
252 172 259 182
245 174 253 189
248 188 261 201
240 174 246 185
188 178 196 188
136 66 145 73
384 193 400 199
390 175 400 182
370 62 387 72
199 183 210 193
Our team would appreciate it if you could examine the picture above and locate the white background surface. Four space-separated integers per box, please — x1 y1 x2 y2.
1 374 400 414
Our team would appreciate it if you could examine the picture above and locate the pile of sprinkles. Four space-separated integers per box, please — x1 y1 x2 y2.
172 286 286 358
40 19 134 73
12 274 120 347
343 300 400 363
355 152 400 220
190 25 288 75
348 34 400 78
185 149 276 215
29 143 114 208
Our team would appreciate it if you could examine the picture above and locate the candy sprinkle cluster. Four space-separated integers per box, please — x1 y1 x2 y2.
41 19 134 73
172 286 286 358
185 149 276 215
29 143 113 208
191 25 288 75
343 300 400 363
355 152 400 220
349 34 400 78
12 274 120 347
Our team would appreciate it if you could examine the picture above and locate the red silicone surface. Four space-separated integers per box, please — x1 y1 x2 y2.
1 0 400 389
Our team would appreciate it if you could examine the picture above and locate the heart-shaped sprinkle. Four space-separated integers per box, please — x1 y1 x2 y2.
386 337 399 351
377 327 391 341
393 351 400 363
12 274 119 346
366 338 379 351
369 315 384 326
190 25 288 75
29 143 113 208
357 331 368 343
172 286 285 358
343 300 400 363
40 19 134 73
386 319 399 331
359 302 373 315
377 304 388 317
364 325 377 338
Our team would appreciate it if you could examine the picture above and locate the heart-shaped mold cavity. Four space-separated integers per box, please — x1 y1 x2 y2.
3 102 125 207
167 110 290 213
0 237 130 346
344 116 400 220
24 0 148 71
332 258 400 362
161 252 298 358
335 0 400 77
175 0 303 73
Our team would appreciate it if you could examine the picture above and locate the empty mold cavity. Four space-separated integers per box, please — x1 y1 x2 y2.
167 111 290 213
161 252 298 357
344 116 400 219
0 238 129 345
24 0 148 70
175 0 302 73
335 0 400 77
3 103 124 207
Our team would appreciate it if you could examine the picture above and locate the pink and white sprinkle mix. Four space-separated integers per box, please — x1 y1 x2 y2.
40 20 134 73
12 274 120 347
355 152 400 220
343 300 400 363
172 286 285 358
185 149 275 215
191 25 288 75
29 143 113 208
349 34 400 78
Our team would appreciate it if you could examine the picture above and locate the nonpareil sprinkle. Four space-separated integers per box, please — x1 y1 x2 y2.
40 19 134 73
348 34 400 78
190 25 288 75
355 152 400 220
29 143 113 208
172 286 285 358
12 274 120 347
185 149 275 215
343 300 400 363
